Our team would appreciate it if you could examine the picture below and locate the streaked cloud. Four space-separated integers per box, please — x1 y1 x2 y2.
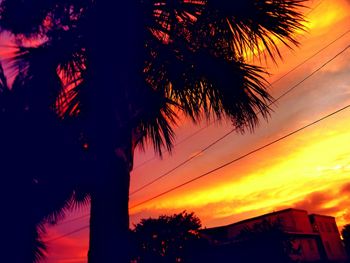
42 0 350 262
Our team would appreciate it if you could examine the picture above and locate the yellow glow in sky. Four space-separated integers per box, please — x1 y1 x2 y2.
130 0 350 229
306 0 349 33
43 0 350 262
135 116 350 211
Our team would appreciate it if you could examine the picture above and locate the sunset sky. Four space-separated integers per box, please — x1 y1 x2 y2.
9 0 350 262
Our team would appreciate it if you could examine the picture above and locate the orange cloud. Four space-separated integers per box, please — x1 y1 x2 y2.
130 0 350 230
40 0 350 262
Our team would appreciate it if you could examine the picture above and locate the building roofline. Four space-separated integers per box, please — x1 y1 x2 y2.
222 208 307 228
201 225 228 233
200 208 306 231
201 208 336 232
309 213 335 219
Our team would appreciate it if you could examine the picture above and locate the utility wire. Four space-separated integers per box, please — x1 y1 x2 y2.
48 99 350 242
133 7 333 171
129 41 350 196
269 29 350 88
133 0 328 171
132 0 337 171
134 123 212 170
130 102 350 209
46 45 350 242
55 213 90 226
13 0 343 243
130 125 237 195
46 225 89 242
306 0 324 16
55 33 350 227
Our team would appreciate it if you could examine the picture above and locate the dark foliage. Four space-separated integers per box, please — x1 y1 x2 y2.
201 219 300 263
131 211 206 263
0 0 307 262
236 219 300 263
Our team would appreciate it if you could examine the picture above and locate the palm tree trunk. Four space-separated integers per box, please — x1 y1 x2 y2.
87 1 141 262
88 146 131 263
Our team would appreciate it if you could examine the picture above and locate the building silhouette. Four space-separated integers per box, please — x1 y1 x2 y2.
201 208 347 262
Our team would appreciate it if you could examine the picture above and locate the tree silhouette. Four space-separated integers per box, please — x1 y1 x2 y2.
131 211 205 263
0 1 307 262
0 60 90 262
236 219 299 263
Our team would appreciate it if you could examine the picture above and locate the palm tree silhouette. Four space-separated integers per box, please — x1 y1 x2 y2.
0 0 306 262
0 58 90 262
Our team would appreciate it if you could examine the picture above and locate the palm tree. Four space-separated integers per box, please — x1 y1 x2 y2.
0 0 307 262
0 59 90 262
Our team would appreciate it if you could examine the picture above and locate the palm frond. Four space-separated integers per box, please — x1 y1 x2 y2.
42 194 74 225
9 44 63 113
145 37 272 131
142 0 306 132
32 223 47 263
9 29 87 118
0 61 11 112
193 56 272 130
0 0 52 35
0 61 8 92
145 0 306 63
134 84 178 156
144 0 205 42
0 0 92 36
70 190 91 210
201 0 307 61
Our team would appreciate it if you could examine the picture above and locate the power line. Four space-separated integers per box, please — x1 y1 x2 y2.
47 44 350 241
10 1 343 244
134 32 333 173
133 123 212 170
46 225 89 242
306 0 325 16
56 213 90 226
55 33 350 227
49 258 87 262
269 29 350 88
46 100 350 242
133 0 330 171
131 0 336 170
130 125 236 195
272 44 350 102
130 102 350 209
129 41 350 196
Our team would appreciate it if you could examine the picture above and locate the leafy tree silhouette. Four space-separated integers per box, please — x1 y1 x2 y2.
0 1 306 262
200 218 300 263
236 219 300 263
131 211 205 263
